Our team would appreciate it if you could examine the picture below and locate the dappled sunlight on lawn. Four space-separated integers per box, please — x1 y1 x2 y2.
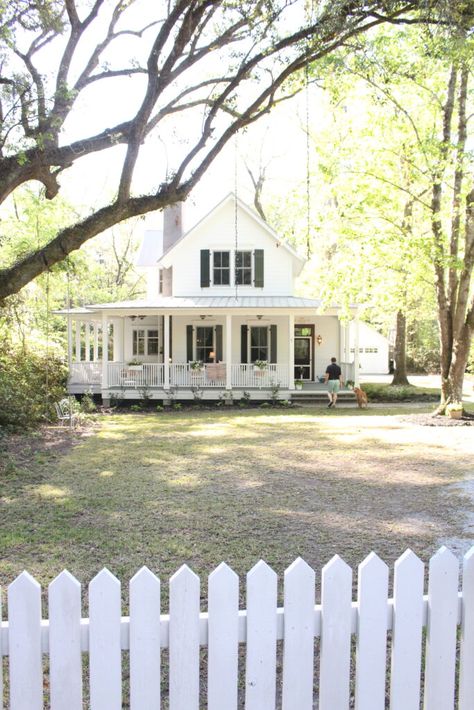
33 484 70 501
0 410 471 601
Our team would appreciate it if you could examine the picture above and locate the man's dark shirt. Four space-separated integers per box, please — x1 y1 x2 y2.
326 363 341 380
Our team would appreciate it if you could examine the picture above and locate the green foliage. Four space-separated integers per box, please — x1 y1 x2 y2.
362 383 439 402
80 390 97 413
130 404 142 412
0 340 67 427
155 404 164 412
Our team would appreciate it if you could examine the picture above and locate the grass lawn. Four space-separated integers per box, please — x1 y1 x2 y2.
1 407 472 607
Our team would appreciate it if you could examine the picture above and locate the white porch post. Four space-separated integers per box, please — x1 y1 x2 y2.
75 320 81 362
93 324 99 361
85 322 90 361
354 312 360 386
339 319 345 365
345 322 351 364
102 312 109 390
112 319 122 362
164 314 170 389
226 314 232 390
67 315 73 369
288 313 295 390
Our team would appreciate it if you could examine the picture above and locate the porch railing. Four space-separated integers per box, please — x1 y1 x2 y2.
231 363 289 388
72 363 290 389
69 362 102 385
108 363 165 389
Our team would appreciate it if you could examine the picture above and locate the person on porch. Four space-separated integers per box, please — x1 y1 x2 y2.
324 357 344 408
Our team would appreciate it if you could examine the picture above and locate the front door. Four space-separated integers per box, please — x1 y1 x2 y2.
294 336 312 380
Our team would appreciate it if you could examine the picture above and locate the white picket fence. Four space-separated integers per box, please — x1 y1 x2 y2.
1 546 473 709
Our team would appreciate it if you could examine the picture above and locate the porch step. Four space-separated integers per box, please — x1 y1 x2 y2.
291 390 355 403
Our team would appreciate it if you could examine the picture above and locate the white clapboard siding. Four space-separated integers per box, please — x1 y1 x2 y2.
48 571 83 710
129 567 161 710
245 560 278 710
354 552 389 710
390 550 424 710
459 548 474 709
208 562 239 710
169 565 200 710
89 568 122 710
424 547 459 710
8 572 43 710
282 557 315 710
319 555 352 710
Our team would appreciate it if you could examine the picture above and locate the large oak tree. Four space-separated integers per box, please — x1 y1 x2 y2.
0 0 442 300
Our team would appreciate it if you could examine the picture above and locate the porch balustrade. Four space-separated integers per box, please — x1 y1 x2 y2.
107 363 165 389
69 362 102 385
231 363 289 388
71 362 290 389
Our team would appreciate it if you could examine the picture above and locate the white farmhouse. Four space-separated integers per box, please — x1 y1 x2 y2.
62 194 361 401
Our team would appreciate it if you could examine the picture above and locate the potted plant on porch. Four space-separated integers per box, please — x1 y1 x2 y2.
127 359 143 371
295 380 304 390
254 360 268 374
190 360 204 371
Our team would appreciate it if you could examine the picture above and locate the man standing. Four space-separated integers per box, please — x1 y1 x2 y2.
324 357 343 408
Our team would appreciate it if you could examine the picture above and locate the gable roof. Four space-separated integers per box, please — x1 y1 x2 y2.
158 193 306 275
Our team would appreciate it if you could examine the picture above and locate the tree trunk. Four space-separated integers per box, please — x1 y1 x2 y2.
391 310 410 386
440 325 472 406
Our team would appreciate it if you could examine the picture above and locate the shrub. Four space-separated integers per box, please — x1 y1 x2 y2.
0 341 67 428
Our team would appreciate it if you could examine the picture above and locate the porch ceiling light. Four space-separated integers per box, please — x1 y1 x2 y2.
316 334 323 345
256 314 263 320
200 314 206 320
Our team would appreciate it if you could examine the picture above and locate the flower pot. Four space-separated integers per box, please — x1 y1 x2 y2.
128 365 143 371
448 409 462 420
295 383 303 390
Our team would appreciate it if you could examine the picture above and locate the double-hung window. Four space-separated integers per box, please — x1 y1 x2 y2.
132 328 160 356
213 251 230 285
195 326 214 363
250 327 268 362
235 250 252 285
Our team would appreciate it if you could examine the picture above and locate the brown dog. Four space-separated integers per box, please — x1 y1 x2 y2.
353 386 368 408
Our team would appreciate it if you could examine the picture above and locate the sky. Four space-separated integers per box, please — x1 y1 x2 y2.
9 0 325 233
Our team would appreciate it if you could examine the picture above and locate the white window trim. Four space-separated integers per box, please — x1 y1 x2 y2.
248 324 270 363
194 325 216 362
235 249 254 288
132 326 162 358
211 250 231 287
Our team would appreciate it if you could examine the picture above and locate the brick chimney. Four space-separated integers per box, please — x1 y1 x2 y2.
163 203 183 253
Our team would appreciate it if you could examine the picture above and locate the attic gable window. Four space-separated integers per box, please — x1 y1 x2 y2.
235 250 252 285
158 269 163 294
213 251 230 285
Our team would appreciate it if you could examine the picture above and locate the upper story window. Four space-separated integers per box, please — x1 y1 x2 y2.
201 248 263 288
213 251 230 285
235 250 252 285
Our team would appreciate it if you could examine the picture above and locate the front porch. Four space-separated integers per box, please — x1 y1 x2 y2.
62 302 359 401
69 361 356 401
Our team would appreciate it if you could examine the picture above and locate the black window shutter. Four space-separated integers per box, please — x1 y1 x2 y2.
254 249 264 288
186 325 193 361
201 249 210 287
169 316 173 358
215 325 223 362
270 325 277 363
240 325 248 363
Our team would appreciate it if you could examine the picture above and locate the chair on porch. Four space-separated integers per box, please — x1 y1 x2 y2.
205 363 226 383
